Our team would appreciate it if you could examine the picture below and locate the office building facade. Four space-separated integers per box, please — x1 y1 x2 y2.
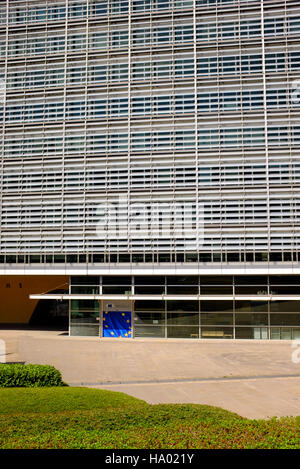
1 0 300 340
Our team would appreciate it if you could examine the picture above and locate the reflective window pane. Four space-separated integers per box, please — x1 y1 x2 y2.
167 326 199 338
167 312 199 325
201 313 233 325
235 313 268 326
134 325 165 338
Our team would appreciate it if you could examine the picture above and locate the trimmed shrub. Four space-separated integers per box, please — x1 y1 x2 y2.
0 364 66 388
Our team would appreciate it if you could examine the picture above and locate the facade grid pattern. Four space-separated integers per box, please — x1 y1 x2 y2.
0 0 299 262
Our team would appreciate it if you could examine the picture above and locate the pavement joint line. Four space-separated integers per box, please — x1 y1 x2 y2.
69 373 300 387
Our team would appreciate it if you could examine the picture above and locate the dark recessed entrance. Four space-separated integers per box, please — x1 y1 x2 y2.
30 289 68 328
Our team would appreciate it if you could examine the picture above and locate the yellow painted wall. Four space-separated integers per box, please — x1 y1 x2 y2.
0 276 68 323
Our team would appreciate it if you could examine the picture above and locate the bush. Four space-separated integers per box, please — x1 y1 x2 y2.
0 388 299 449
0 364 66 388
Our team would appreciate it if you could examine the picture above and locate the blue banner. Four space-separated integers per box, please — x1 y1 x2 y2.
103 311 132 338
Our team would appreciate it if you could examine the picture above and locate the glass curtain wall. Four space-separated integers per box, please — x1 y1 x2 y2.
69 276 300 339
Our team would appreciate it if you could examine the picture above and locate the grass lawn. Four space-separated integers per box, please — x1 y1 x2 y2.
0 387 299 449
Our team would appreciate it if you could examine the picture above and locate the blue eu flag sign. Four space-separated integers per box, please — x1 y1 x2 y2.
103 311 132 338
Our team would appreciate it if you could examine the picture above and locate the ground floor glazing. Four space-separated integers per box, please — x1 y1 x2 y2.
69 275 300 340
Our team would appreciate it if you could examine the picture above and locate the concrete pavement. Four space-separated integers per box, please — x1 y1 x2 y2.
88 376 300 420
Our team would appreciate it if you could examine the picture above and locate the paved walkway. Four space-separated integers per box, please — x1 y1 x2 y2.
88 376 300 420
1 328 300 419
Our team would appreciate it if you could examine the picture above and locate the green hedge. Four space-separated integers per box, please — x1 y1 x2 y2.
0 364 66 388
